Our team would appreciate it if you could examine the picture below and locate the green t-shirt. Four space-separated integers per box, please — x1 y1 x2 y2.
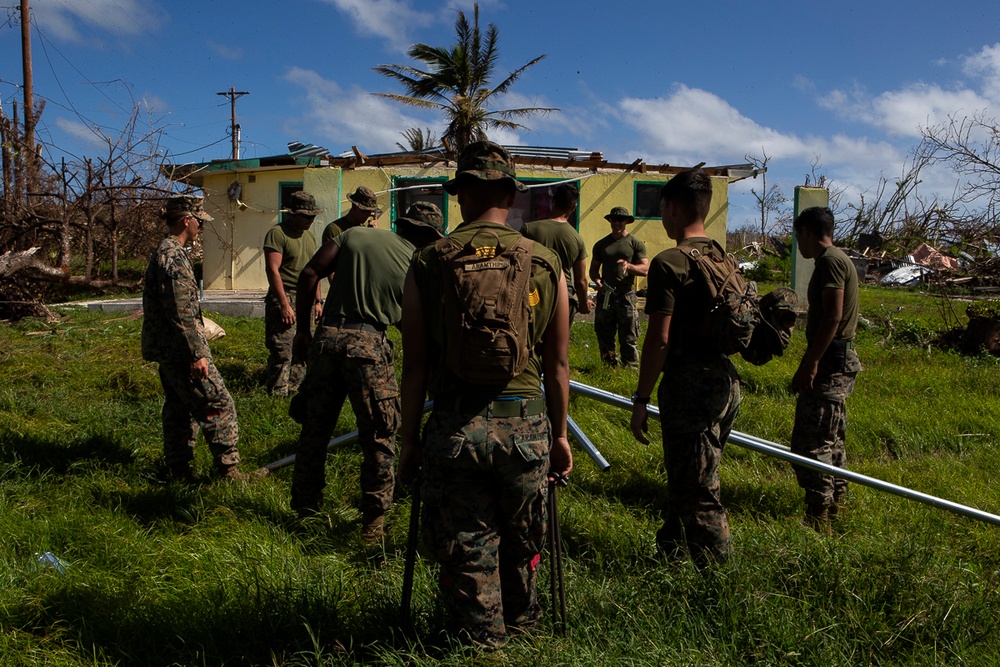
806 246 860 342
521 218 585 290
262 222 318 293
592 232 646 291
411 220 561 399
645 237 720 358
321 216 350 245
321 227 415 328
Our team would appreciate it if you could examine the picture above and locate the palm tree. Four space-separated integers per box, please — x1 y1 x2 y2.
373 3 556 153
396 127 438 152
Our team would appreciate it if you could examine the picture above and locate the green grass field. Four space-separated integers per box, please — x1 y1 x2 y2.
1 285 999 666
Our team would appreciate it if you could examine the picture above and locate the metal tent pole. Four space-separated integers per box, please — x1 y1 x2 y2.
568 380 1000 528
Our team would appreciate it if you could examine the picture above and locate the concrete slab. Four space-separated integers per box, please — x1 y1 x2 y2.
60 290 268 318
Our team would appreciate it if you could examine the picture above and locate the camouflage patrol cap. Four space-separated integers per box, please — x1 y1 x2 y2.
395 201 444 238
163 195 213 222
604 206 635 224
347 186 381 213
443 140 526 195
286 191 322 216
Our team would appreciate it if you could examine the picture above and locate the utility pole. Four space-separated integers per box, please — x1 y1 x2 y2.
216 87 249 160
20 0 36 196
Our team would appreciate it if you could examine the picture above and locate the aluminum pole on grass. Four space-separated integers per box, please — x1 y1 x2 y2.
264 399 612 473
568 380 1000 528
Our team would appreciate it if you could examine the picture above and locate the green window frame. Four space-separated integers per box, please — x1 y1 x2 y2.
634 181 664 220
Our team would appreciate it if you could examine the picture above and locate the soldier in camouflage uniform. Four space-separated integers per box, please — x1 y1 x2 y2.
589 207 648 366
142 196 250 483
790 207 862 533
289 203 444 541
630 170 738 565
398 141 573 649
263 191 323 396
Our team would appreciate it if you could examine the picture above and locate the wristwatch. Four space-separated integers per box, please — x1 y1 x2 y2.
631 391 650 405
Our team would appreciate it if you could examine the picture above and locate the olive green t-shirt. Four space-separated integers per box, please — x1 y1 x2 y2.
411 220 561 399
806 246 859 342
262 222 318 293
592 232 646 291
321 227 415 328
644 237 720 358
321 216 350 245
521 218 585 289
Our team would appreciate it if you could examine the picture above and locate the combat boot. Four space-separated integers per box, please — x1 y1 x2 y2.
361 514 385 543
804 503 831 536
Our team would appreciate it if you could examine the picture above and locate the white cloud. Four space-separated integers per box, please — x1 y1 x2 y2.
818 43 1000 138
619 85 809 165
820 83 991 138
31 0 167 42
963 42 1000 104
53 117 105 150
314 0 433 48
205 40 244 61
283 67 434 153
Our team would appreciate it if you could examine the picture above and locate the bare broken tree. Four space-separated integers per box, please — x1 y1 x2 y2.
745 149 789 247
0 97 177 319
919 111 1000 210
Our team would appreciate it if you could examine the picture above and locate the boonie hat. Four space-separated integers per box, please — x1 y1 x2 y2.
395 201 444 238
604 206 635 224
347 186 381 214
443 141 526 195
163 195 214 222
286 191 323 216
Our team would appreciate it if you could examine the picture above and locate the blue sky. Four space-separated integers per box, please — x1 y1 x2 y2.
2 0 998 227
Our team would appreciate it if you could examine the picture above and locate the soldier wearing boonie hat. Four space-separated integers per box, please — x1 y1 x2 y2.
142 195 259 484
287 201 443 542
322 186 384 244
397 140 572 649
589 205 648 367
263 190 324 396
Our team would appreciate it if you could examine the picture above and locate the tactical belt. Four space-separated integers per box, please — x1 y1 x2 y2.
435 395 546 418
325 316 387 334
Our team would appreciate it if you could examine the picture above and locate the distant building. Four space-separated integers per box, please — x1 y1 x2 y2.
165 143 756 291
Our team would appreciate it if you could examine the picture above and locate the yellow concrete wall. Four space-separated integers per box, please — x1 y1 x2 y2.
196 164 730 291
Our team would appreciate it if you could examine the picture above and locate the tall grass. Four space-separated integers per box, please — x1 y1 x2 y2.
1 287 999 666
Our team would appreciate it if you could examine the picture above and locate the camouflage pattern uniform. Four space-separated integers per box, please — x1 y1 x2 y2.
592 219 646 366
142 225 240 473
290 210 441 524
264 288 305 395
645 237 740 563
411 210 562 647
657 356 739 562
790 346 861 506
290 325 399 517
420 403 550 645
263 192 322 396
594 290 641 365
